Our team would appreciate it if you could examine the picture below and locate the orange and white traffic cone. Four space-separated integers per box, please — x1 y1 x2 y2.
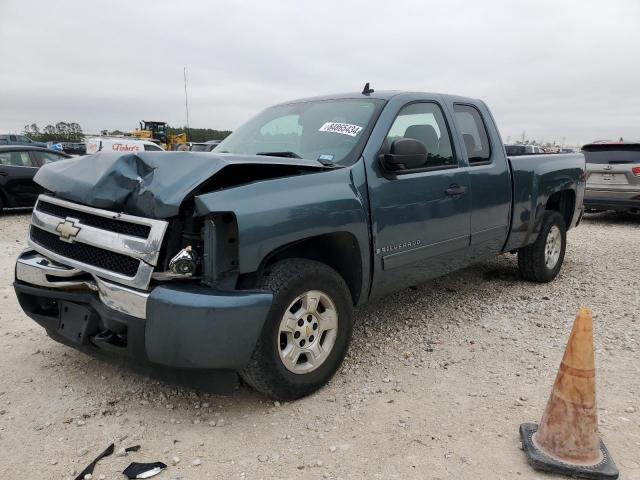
520 307 619 479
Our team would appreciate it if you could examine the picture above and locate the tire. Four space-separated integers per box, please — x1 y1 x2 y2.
240 259 353 400
517 211 567 282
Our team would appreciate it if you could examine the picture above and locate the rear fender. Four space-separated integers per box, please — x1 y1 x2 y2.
505 153 584 251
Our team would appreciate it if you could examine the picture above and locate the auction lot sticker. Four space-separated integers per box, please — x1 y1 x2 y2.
318 122 363 137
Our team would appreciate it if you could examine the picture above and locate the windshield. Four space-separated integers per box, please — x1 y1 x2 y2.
216 98 384 165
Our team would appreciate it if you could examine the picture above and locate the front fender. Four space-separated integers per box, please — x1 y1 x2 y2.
194 166 370 279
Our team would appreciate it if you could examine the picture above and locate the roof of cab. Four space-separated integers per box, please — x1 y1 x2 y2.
274 90 481 106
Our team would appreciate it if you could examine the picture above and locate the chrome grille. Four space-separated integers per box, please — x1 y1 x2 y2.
36 200 151 238
28 195 168 289
30 226 140 277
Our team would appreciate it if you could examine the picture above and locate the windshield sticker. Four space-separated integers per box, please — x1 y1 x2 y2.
318 122 363 137
318 154 335 161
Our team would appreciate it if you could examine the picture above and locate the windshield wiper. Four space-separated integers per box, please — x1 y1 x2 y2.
256 151 302 159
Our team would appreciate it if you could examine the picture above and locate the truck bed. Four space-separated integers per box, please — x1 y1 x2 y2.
505 153 585 252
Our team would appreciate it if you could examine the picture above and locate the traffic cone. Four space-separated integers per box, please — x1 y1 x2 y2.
519 307 619 479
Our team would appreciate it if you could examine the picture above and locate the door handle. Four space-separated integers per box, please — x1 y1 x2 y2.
0 171 7 176
445 184 467 196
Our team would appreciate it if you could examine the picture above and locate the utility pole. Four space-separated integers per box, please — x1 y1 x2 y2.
183 67 190 141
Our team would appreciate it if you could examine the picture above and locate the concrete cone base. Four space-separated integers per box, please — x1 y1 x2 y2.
520 423 619 479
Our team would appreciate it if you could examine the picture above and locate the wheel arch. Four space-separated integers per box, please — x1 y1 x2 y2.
545 189 576 228
241 232 364 305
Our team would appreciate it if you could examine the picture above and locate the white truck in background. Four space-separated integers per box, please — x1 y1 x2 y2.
86 137 165 155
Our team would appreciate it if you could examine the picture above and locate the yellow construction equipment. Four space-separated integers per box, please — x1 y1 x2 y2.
131 121 188 151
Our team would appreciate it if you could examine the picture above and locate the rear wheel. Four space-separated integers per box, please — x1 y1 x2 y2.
240 259 353 400
517 211 567 282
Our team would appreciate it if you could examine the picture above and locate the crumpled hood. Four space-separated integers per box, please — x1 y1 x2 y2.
34 151 330 218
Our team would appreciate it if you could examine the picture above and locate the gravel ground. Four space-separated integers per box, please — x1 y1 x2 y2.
0 210 638 480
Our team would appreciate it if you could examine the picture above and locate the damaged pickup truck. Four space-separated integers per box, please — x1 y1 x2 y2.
14 90 585 400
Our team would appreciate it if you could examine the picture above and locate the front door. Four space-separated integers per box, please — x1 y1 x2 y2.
367 101 471 297
0 150 39 206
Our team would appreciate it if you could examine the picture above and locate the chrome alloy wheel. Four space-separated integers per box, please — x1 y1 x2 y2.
544 225 562 269
277 290 338 374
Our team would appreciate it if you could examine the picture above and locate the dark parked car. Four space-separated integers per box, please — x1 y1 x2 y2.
190 140 221 152
0 146 71 211
0 134 47 148
505 144 546 156
62 142 87 156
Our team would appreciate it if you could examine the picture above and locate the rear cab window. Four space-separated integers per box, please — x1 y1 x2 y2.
453 104 491 164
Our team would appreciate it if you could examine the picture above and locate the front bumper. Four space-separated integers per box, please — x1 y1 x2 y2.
14 250 272 391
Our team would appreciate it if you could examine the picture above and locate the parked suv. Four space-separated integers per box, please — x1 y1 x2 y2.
582 142 640 214
0 134 47 148
0 146 71 211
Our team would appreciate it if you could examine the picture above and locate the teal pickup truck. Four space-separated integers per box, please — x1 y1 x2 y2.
14 88 585 400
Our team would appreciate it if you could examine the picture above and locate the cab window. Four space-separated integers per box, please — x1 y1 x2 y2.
453 104 491 164
385 102 456 169
144 144 163 151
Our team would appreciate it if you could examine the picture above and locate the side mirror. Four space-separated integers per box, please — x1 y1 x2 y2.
380 138 428 171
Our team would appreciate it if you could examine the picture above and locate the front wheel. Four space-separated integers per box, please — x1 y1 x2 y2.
240 259 353 400
517 211 567 282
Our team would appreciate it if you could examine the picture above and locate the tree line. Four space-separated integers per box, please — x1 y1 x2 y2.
23 122 84 142
169 126 232 143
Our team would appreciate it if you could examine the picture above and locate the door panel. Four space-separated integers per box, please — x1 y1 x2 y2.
0 151 40 206
450 103 511 260
367 101 471 297
370 169 471 295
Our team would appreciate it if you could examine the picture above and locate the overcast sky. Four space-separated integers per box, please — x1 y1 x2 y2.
1 0 638 146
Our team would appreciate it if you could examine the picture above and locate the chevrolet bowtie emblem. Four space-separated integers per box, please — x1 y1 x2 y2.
55 218 81 242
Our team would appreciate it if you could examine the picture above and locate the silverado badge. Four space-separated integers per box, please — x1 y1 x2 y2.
55 218 81 242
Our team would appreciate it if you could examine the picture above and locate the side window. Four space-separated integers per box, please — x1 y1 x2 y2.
34 151 67 164
0 151 33 167
385 102 455 169
9 135 17 142
144 144 163 151
453 104 491 164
